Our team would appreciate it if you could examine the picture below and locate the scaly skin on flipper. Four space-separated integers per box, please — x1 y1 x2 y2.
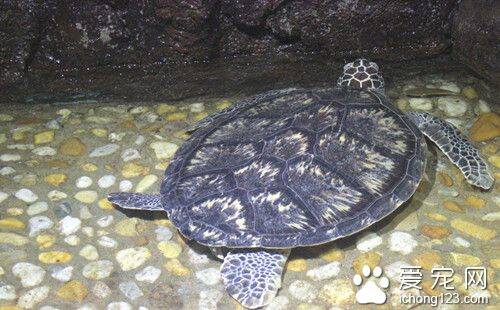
406 111 494 189
221 249 290 309
108 193 164 211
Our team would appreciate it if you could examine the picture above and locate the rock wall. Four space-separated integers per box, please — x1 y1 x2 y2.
1 0 498 93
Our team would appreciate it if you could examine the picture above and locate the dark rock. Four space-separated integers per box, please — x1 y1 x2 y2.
452 0 500 86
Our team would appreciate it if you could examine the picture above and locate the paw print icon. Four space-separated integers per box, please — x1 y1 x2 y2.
353 265 390 304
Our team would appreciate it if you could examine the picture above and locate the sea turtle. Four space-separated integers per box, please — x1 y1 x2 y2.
108 59 494 308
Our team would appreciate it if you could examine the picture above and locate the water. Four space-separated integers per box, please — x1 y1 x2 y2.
0 63 498 309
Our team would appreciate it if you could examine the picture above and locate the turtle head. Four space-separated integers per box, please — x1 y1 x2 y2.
337 58 385 92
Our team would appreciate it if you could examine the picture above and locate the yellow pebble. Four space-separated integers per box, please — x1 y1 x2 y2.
56 280 88 301
157 104 177 114
465 196 486 208
192 112 208 122
122 162 150 178
426 212 447 221
39 251 72 264
0 218 25 229
81 163 98 172
489 155 500 168
353 252 381 274
286 258 307 272
165 259 190 276
0 306 23 310
165 112 188 122
451 218 496 240
115 218 138 237
12 131 26 141
36 235 56 248
44 173 67 186
34 131 54 144
6 208 23 216
99 198 115 210
158 241 182 258
490 259 500 269
450 252 481 266
412 252 442 270
319 248 344 262
91 128 107 137
155 219 172 227
215 100 232 110
461 86 478 100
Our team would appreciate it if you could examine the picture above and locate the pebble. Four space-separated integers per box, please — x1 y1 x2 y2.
122 162 150 178
107 302 132 310
98 236 118 248
80 244 99 260
0 166 15 175
0 153 21 161
188 248 210 265
0 113 14 121
58 216 81 235
0 191 9 203
412 251 442 270
199 289 223 310
82 260 114 280
80 205 93 219
450 218 496 240
29 216 54 236
51 266 73 282
452 236 471 248
12 262 46 287
287 258 307 272
58 138 87 156
17 286 50 309
319 279 354 305
119 281 143 300
99 198 114 210
150 141 178 160
155 226 173 241
56 280 88 301
108 132 126 141
114 218 138 236
469 112 500 142
44 174 67 186
474 99 491 115
33 146 57 156
288 280 317 302
76 176 93 188
74 190 98 204
266 296 289 310
0 232 29 246
135 174 158 192
64 235 80 246
195 268 221 285
37 234 56 248
356 232 382 252
98 175 116 188
89 144 120 157
450 252 481 266
437 97 467 117
82 226 94 237
39 251 72 264
465 196 486 208
482 212 500 222
98 215 114 227
0 284 16 300
306 261 341 281
15 188 38 203
461 86 477 99
384 260 410 283
48 190 68 201
93 281 112 298
190 102 205 112
135 266 162 283
420 224 451 239
119 180 133 191
443 200 464 213
0 217 25 229
158 241 182 258
409 98 433 111
165 259 190 276
439 81 460 93
116 247 151 271
389 231 418 254
121 148 140 162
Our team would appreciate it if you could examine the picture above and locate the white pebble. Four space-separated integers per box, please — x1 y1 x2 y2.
116 247 151 271
98 236 118 248
82 260 114 280
384 261 410 283
89 144 120 157
188 248 210 265
119 180 133 192
64 235 80 246
107 302 132 310
437 97 468 117
97 215 114 227
0 166 15 175
475 100 491 115
356 232 383 252
439 81 460 93
288 280 317 302
80 205 93 219
0 192 9 203
306 261 341 281
195 268 221 285
134 135 145 145
482 212 500 222
29 216 54 236
389 231 418 254
409 98 433 111
265 295 289 310
190 102 205 112
108 132 126 142
32 146 56 156
121 148 140 162
199 289 223 310
15 188 38 203
0 284 16 300
452 236 470 248
17 286 49 309
0 153 21 161
135 266 161 283
82 226 94 237
93 281 112 298
98 175 116 188
80 244 99 260
51 266 73 282
27 201 48 215
12 262 46 287
149 141 178 160
119 281 143 300
58 216 81 235
155 226 173 241
76 176 93 188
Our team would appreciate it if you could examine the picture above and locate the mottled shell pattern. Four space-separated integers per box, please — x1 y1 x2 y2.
161 87 426 248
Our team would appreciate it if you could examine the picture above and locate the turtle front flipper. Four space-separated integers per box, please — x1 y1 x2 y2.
107 192 164 211
221 249 290 309
406 111 494 189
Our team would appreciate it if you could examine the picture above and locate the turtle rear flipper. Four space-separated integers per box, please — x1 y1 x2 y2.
221 249 290 309
108 193 164 211
407 111 494 189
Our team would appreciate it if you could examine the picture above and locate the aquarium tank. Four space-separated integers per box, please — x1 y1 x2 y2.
0 1 498 309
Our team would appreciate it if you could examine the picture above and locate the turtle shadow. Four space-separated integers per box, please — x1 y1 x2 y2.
293 145 438 259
